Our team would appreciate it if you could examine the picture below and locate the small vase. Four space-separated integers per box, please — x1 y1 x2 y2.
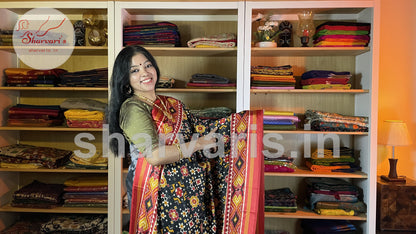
255 41 277 48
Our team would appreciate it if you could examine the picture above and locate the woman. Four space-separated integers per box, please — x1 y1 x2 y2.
109 45 263 234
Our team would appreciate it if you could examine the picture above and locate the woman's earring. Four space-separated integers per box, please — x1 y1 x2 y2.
125 85 132 94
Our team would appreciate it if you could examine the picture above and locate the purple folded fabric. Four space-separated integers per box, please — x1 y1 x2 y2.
263 115 299 122
251 86 295 90
264 119 294 125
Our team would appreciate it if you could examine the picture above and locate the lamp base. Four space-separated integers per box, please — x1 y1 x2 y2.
381 175 406 183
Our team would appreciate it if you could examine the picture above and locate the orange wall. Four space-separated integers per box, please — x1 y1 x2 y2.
378 0 416 179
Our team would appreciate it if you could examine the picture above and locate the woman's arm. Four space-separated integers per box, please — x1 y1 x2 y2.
146 128 217 166
120 98 217 166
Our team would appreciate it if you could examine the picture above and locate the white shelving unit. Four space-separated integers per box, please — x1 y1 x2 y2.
0 1 114 232
113 1 245 232
245 1 379 233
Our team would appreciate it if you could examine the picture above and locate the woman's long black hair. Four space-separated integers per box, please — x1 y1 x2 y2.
108 45 160 157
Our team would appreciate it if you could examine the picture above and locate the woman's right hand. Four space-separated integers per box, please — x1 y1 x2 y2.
195 127 218 152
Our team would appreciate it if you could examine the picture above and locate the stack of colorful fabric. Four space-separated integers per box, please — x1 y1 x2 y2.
187 33 237 48
63 175 108 208
59 68 108 87
11 180 64 209
7 104 64 127
0 29 13 45
123 21 180 47
65 151 108 170
156 76 176 88
3 68 67 87
190 107 232 120
263 110 300 130
313 21 371 47
305 147 360 173
60 98 107 128
305 110 368 132
264 187 297 212
264 156 297 173
301 70 352 90
301 219 357 233
1 214 107 233
40 215 108 233
251 65 296 89
63 109 105 128
186 73 236 88
0 144 72 169
305 177 366 216
0 214 48 234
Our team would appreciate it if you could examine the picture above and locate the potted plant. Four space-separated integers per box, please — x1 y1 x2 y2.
253 13 281 47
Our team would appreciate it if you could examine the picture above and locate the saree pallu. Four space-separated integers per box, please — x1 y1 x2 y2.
129 96 263 234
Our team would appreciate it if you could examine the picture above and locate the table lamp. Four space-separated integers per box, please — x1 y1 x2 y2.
379 120 412 183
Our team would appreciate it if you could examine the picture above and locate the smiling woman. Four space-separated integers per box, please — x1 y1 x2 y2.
108 45 263 234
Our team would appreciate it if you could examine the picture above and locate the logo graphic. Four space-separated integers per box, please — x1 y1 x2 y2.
13 8 74 70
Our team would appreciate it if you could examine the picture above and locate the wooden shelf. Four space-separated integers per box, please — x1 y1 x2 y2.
251 47 370 57
0 204 107 214
263 130 368 135
251 89 369 94
0 126 104 131
0 168 107 173
144 47 237 57
0 46 108 56
0 87 235 93
265 167 367 178
0 87 108 91
265 208 367 221
157 88 236 93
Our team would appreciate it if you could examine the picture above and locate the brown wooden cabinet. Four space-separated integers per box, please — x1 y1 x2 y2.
377 177 416 231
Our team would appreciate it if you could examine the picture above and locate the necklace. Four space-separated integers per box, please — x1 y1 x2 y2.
136 94 173 120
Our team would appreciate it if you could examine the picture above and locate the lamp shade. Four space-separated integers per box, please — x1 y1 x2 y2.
379 120 412 146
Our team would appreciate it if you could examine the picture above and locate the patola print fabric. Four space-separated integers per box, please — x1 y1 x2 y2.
129 96 263 234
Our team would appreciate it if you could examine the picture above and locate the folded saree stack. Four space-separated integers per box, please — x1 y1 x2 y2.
63 175 108 208
264 187 297 212
301 219 357 233
7 104 64 127
0 144 72 169
156 76 176 88
65 151 108 170
189 106 232 120
263 110 299 130
2 214 108 233
63 109 105 128
11 180 65 209
40 215 108 233
313 21 371 47
187 33 237 48
264 156 297 173
305 177 367 216
305 110 368 132
301 70 352 90
123 21 180 47
0 29 13 45
305 147 361 173
251 65 296 89
186 73 236 88
3 68 67 87
59 68 108 87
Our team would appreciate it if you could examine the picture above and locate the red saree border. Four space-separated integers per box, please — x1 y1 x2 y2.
222 110 263 234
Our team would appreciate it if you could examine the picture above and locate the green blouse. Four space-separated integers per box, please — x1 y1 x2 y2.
119 95 158 154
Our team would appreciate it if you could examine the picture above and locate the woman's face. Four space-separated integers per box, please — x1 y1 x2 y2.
129 53 158 96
